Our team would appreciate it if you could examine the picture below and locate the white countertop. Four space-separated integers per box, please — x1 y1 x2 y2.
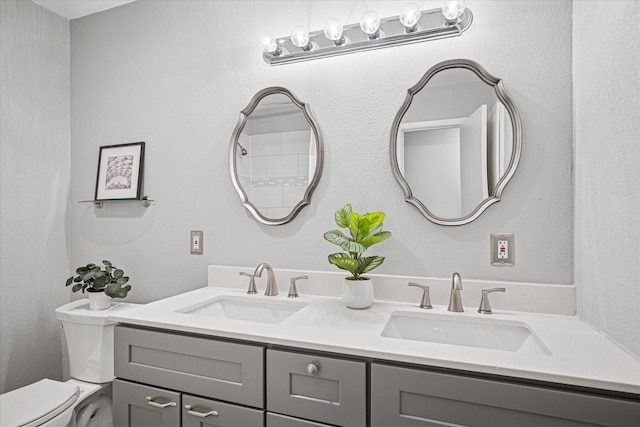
110 285 640 395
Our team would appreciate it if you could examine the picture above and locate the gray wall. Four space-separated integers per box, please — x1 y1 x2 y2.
69 0 574 307
0 0 636 395
0 0 71 392
574 1 640 357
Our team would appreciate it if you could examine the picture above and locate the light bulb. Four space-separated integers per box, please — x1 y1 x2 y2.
260 33 281 56
399 3 421 32
360 10 381 39
442 0 466 23
324 18 345 45
291 26 312 51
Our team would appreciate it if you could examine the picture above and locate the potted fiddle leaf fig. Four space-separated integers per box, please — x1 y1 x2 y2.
65 260 132 310
324 203 391 309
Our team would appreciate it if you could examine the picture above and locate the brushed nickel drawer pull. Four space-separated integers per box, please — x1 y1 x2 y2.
184 404 219 418
306 362 319 376
146 396 177 409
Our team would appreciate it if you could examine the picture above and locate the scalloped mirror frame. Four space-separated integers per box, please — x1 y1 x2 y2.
229 87 324 225
390 59 522 226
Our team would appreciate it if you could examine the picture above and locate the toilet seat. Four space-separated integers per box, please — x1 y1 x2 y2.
0 379 79 427
66 379 109 406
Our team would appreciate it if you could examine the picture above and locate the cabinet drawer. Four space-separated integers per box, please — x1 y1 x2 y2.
267 413 333 427
113 379 180 427
183 394 264 427
371 364 640 427
114 325 264 407
266 349 366 427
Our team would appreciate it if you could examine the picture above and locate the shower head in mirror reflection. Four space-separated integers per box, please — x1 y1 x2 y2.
229 87 324 226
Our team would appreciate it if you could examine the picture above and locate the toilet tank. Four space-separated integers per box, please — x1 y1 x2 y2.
55 300 138 383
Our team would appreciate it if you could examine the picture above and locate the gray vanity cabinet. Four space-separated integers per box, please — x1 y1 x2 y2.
266 413 334 426
113 325 266 427
370 364 640 427
113 378 264 427
182 394 264 427
266 349 367 427
114 325 264 408
113 379 180 427
113 324 638 427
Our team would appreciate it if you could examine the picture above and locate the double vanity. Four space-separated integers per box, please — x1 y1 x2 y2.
109 266 639 427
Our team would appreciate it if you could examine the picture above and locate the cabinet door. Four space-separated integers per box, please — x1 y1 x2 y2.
371 364 640 427
115 325 264 407
267 349 366 427
183 394 264 427
113 379 180 427
267 413 333 427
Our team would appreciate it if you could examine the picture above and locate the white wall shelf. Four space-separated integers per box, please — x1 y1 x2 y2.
79 196 153 208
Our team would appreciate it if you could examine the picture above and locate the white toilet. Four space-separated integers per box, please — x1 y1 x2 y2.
0 299 137 427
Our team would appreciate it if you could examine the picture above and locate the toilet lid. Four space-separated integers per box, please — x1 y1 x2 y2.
0 379 79 427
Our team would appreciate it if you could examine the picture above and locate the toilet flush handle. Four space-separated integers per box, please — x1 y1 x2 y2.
146 396 177 409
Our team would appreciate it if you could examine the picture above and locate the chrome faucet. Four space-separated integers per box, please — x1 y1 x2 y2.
254 263 278 296
447 272 463 312
239 271 257 294
287 276 308 298
408 282 432 309
478 288 506 314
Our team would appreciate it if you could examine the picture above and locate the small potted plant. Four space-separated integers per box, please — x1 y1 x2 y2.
324 203 391 309
65 260 132 310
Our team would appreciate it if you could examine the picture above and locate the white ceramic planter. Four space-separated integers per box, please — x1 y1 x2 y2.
87 290 112 310
342 277 374 309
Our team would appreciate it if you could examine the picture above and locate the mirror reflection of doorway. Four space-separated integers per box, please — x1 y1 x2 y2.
390 60 522 225
398 103 510 218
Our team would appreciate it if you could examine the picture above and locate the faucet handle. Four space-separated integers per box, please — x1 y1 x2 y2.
478 288 506 314
408 282 432 309
288 276 308 298
239 272 257 294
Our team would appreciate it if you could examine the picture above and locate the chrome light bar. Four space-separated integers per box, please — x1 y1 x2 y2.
263 7 473 66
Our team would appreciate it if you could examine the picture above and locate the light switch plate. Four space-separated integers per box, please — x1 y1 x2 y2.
191 230 203 255
491 233 514 266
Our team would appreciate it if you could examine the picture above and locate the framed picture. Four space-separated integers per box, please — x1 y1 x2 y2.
94 142 145 201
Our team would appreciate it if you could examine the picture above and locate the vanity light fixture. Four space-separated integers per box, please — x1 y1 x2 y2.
262 2 472 66
261 33 282 56
290 26 312 51
360 10 382 40
324 18 345 46
442 0 467 23
399 2 422 33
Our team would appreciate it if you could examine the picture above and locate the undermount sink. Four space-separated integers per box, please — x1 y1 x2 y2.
177 296 307 324
381 312 551 356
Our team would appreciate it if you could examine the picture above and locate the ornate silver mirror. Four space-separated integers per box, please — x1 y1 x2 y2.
390 59 521 225
230 87 323 225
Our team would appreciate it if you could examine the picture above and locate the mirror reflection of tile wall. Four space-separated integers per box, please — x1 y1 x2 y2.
237 130 312 218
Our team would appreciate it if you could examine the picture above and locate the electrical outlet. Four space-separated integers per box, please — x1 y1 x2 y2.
191 230 203 255
497 240 509 259
491 233 514 266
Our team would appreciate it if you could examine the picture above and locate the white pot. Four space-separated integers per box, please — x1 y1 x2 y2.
342 277 374 309
87 290 112 310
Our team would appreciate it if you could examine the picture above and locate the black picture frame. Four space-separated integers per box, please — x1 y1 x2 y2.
94 142 145 201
